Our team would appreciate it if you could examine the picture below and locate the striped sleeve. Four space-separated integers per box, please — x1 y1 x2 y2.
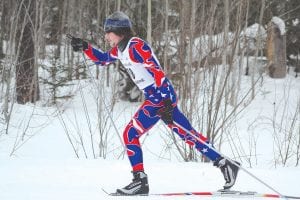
84 44 118 65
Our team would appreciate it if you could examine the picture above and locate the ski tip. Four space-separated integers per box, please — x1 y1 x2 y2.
282 195 300 199
101 188 110 195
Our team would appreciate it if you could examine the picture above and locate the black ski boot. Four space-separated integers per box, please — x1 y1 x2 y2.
213 157 240 190
116 171 149 195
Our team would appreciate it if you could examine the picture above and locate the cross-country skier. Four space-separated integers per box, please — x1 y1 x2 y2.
70 11 240 196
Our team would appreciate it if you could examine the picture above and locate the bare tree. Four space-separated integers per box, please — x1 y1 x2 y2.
15 0 39 104
0 0 5 59
163 0 169 75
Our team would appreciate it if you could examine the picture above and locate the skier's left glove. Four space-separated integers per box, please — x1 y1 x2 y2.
158 99 174 125
71 37 88 52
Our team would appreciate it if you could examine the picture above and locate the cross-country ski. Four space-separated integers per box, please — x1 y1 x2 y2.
102 188 300 199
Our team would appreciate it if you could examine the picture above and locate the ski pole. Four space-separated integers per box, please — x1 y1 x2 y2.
66 33 126 153
81 51 126 152
171 120 286 199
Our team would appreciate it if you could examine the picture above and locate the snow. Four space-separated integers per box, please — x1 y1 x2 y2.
191 23 268 63
1 157 300 200
271 17 286 35
1 33 300 199
241 23 267 39
1 74 300 200
292 18 299 26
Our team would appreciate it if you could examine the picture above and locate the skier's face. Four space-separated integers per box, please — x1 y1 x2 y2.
105 32 123 47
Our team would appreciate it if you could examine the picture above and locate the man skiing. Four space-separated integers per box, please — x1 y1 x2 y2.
70 11 239 196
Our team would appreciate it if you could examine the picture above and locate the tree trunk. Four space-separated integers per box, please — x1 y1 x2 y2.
147 0 152 45
178 0 188 99
163 0 169 75
16 0 39 104
0 0 6 59
266 21 287 78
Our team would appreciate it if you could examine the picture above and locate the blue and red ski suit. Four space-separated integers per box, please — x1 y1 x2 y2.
84 37 221 171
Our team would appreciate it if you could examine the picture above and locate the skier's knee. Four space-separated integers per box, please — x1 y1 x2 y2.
123 121 141 143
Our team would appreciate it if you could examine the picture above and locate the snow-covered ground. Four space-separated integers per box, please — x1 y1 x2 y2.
0 73 300 200
1 156 300 200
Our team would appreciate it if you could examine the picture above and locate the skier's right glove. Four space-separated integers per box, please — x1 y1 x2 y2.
71 37 88 52
158 99 174 125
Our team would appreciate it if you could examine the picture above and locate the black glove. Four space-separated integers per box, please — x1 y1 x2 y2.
71 37 88 52
158 99 174 125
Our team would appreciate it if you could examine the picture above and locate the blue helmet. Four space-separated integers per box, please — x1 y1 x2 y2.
104 11 132 33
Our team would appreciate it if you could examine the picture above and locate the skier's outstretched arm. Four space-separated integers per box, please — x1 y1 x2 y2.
68 34 117 65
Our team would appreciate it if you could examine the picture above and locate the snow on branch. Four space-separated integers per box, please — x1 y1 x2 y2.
271 16 286 35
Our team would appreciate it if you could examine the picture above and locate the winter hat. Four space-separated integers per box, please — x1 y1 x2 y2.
104 11 132 33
